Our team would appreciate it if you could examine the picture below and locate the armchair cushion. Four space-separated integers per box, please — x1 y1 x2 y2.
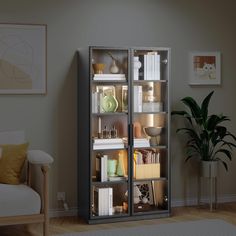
0 143 29 185
0 183 41 217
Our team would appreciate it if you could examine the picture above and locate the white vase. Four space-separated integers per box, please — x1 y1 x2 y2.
201 161 218 178
133 56 141 80
110 59 119 74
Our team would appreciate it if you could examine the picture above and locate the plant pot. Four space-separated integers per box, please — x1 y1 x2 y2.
201 160 218 178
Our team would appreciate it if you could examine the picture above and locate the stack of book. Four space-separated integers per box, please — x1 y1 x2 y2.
133 86 142 112
133 138 150 148
96 154 108 182
93 74 126 81
139 52 160 81
94 187 113 216
93 138 125 150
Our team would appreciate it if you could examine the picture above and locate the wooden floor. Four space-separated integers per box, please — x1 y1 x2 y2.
1 203 236 236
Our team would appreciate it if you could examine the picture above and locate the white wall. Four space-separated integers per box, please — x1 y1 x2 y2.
0 0 236 212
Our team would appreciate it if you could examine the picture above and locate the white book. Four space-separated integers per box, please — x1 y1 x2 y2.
101 155 108 182
93 77 126 81
93 138 124 144
133 85 142 112
144 54 147 80
94 74 125 78
93 144 125 150
108 187 113 215
94 187 104 216
156 54 160 80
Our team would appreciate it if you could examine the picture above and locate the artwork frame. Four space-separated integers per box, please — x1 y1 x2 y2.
189 51 221 85
135 181 154 205
0 23 47 94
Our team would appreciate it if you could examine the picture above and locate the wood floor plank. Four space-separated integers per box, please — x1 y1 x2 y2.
0 202 236 236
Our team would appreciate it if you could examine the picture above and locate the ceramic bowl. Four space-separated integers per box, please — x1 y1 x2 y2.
144 126 162 137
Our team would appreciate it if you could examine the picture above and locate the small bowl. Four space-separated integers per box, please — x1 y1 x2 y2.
92 63 105 74
144 126 162 137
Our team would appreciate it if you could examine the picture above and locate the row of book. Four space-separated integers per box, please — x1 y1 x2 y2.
134 150 160 165
138 52 161 81
93 74 126 81
93 138 125 150
94 187 113 216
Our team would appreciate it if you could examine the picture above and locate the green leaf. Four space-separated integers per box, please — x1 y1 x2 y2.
214 149 232 161
181 97 202 124
201 91 214 124
216 158 228 171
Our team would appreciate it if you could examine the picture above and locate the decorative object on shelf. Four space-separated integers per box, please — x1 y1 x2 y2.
92 63 105 74
116 151 126 176
98 117 102 138
107 52 119 74
110 126 118 138
133 56 142 80
133 121 142 138
122 85 128 112
135 182 154 204
101 95 118 112
143 126 162 146
107 159 117 177
133 185 142 204
102 126 111 139
189 51 221 85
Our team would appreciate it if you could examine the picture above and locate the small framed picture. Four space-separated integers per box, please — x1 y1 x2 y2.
189 51 221 85
135 181 154 205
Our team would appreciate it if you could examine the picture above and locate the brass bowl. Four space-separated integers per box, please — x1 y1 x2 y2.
92 63 105 74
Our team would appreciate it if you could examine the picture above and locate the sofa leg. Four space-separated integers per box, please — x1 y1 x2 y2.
41 165 49 236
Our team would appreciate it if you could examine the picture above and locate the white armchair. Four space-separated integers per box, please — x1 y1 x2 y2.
0 130 53 236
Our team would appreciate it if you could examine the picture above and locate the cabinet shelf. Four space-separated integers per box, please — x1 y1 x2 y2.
133 177 167 182
78 46 170 223
92 112 128 116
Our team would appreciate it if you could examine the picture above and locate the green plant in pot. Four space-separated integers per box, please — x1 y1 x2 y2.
171 91 236 177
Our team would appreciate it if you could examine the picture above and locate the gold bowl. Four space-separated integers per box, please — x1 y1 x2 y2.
92 63 105 74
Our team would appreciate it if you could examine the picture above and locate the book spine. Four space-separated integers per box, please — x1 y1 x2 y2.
108 187 113 215
137 86 142 112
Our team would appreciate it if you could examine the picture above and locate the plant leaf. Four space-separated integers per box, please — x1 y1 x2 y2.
201 91 214 124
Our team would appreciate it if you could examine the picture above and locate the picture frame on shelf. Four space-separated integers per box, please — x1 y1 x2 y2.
0 23 47 94
189 51 221 85
135 181 154 205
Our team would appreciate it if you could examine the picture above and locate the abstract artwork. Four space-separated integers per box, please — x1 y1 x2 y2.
189 51 221 85
0 24 46 94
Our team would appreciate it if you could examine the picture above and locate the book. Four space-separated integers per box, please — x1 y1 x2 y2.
96 154 108 182
93 138 124 144
93 143 125 150
133 86 142 112
93 74 126 81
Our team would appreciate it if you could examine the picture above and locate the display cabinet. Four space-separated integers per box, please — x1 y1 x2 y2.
78 46 170 223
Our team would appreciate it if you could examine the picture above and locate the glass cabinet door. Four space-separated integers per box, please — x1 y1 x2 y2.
131 48 170 214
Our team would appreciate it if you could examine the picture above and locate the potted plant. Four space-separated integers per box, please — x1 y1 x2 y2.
171 91 236 177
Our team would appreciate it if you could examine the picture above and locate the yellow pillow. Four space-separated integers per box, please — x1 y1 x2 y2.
0 143 29 185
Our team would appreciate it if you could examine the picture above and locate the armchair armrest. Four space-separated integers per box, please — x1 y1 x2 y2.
27 150 54 165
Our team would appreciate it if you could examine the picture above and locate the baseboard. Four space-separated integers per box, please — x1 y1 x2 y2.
49 194 236 218
171 194 236 207
49 207 78 218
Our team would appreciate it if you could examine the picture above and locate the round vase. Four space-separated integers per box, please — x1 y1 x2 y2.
110 59 119 73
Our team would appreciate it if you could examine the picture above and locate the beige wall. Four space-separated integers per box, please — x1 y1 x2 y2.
0 0 236 211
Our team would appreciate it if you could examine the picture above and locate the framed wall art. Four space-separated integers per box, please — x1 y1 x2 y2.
189 51 221 85
0 23 47 94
